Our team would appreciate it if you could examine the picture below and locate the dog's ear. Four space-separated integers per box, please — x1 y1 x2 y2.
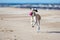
34 10 38 12
36 10 38 12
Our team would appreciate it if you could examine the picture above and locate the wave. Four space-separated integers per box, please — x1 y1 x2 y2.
0 3 60 10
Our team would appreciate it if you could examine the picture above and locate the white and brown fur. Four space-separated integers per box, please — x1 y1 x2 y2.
31 10 41 31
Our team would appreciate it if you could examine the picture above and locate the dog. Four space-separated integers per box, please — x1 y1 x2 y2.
29 9 41 32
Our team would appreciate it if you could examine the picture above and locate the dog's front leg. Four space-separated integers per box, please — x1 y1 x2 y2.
31 16 35 27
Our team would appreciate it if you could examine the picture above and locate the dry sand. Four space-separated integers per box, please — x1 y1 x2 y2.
0 7 60 40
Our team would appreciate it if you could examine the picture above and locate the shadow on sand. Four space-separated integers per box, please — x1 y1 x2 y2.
41 31 60 33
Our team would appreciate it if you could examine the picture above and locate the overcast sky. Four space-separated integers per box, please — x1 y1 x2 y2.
0 0 60 3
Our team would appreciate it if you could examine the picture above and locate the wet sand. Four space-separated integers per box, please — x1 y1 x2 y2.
0 7 60 40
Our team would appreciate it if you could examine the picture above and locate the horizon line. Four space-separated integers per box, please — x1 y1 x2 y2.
0 3 60 5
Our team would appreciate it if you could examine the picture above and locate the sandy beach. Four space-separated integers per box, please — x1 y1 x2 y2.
0 7 60 40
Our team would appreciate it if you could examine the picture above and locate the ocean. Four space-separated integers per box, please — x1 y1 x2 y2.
0 3 60 10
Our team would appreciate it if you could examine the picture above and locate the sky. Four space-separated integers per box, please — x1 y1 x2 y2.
0 0 60 3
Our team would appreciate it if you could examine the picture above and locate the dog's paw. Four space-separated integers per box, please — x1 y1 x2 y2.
32 26 34 28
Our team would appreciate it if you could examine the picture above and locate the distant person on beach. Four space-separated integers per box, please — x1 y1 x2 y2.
29 8 41 32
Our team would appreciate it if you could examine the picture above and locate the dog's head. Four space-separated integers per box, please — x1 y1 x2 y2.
33 9 38 12
34 10 38 12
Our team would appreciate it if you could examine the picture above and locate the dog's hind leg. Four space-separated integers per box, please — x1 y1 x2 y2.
36 20 40 32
